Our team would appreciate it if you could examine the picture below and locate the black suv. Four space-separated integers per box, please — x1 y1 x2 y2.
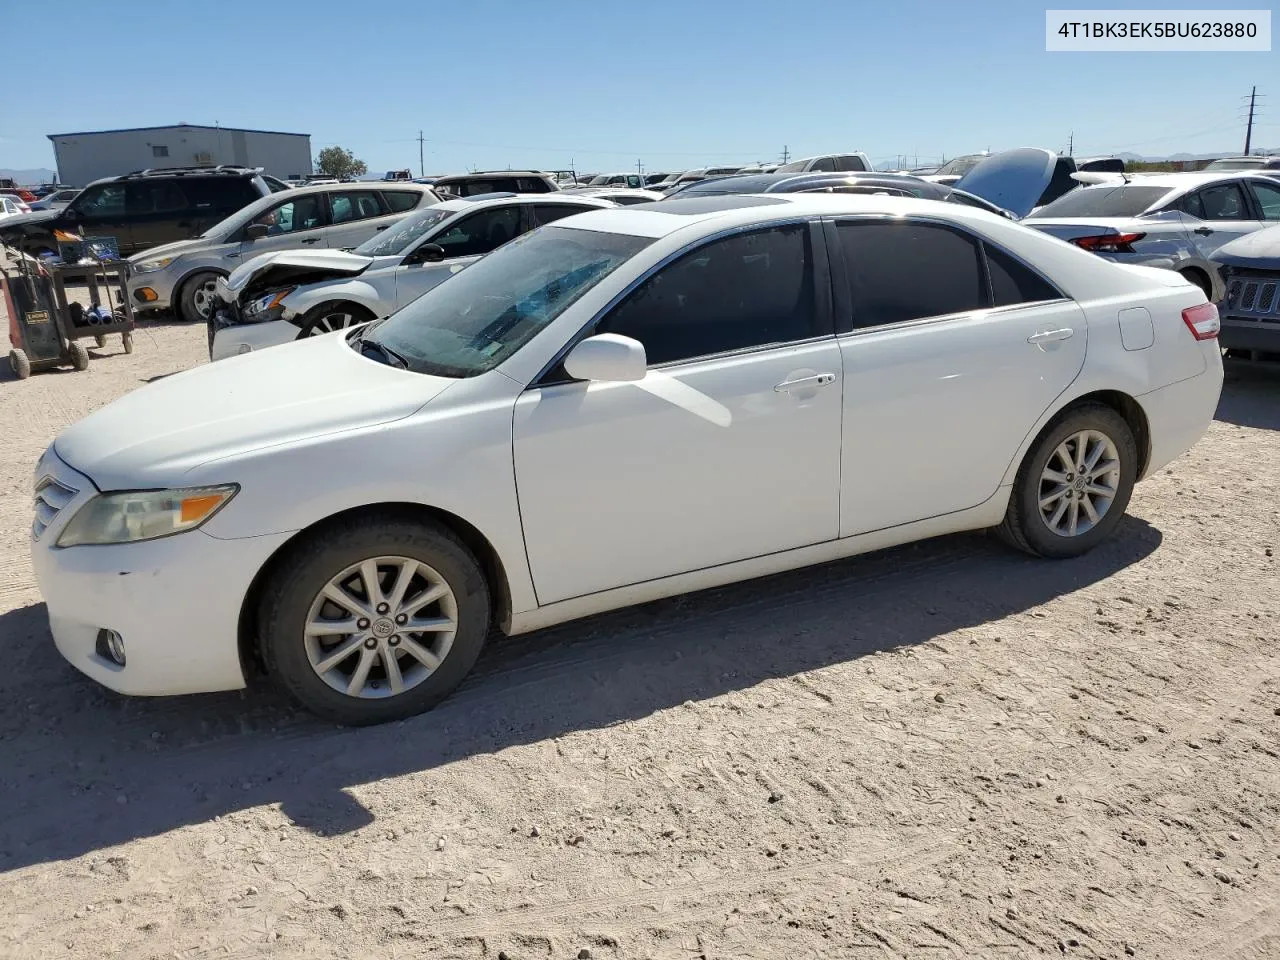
0 165 285 258
432 171 560 197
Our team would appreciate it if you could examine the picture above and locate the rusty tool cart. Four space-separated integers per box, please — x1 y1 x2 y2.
47 237 135 355
2 245 90 378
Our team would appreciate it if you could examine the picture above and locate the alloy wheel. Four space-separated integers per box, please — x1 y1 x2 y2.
303 556 458 699
1037 429 1121 538
191 277 219 320
308 312 358 335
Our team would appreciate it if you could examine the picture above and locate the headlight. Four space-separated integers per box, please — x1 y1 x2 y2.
241 286 297 322
56 485 238 547
132 256 176 274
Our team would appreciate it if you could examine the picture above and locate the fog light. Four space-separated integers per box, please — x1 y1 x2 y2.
95 628 126 666
133 287 158 303
237 344 253 355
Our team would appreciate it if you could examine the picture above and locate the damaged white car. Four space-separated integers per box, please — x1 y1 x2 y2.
208 193 616 360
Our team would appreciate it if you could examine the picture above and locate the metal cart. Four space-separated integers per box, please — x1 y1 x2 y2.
2 246 89 378
45 259 135 356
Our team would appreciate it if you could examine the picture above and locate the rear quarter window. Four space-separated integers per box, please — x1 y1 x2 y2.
1031 185 1173 218
383 191 423 212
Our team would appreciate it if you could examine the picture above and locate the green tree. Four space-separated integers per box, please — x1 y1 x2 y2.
315 146 368 179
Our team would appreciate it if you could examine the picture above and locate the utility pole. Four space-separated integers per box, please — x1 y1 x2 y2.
1244 85 1257 155
1067 131 1073 156
781 145 790 164
637 158 643 175
417 130 425 177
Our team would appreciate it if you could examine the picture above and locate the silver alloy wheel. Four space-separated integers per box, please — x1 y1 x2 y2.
307 311 357 335
303 555 458 699
190 276 219 320
1037 429 1121 538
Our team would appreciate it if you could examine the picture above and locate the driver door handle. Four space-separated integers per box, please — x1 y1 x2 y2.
301 237 321 244
1028 327 1074 345
774 373 837 392
1194 226 1214 236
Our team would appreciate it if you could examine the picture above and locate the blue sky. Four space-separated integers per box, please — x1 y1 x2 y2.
2 0 1275 175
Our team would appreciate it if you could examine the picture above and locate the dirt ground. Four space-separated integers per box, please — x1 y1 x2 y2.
0 303 1277 960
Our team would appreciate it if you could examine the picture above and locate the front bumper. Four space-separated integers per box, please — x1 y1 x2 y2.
31 450 292 696
126 269 178 313
1217 271 1280 353
208 297 300 362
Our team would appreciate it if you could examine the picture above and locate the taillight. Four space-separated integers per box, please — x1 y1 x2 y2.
1070 232 1146 253
1181 302 1220 341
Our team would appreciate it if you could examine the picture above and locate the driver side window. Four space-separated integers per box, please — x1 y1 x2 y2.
253 196 323 234
70 184 126 218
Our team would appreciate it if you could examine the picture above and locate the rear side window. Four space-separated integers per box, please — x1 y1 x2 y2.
1032 185 1172 218
596 224 818 365
330 191 386 223
1249 180 1280 220
837 155 868 172
985 244 1063 306
516 177 553 193
125 181 190 215
382 191 422 213
811 157 838 172
533 204 592 226
836 221 985 328
1195 182 1248 220
187 177 261 216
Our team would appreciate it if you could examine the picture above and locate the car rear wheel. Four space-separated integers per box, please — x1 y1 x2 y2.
178 272 222 323
258 515 491 725
296 302 376 338
997 403 1137 558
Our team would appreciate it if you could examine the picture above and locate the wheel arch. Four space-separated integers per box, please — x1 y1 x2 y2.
175 265 230 297
286 280 386 320
236 501 513 682
1004 388 1152 490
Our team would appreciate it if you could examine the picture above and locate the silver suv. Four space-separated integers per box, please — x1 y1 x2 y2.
127 182 438 322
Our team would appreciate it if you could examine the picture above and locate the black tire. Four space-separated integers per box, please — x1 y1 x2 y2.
121 331 134 355
257 514 491 725
94 334 107 349
295 302 375 339
69 341 90 371
1180 268 1213 300
9 349 30 380
997 402 1138 559
178 271 222 324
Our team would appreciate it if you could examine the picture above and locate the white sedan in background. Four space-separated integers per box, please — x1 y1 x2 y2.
208 193 615 360
33 194 1222 725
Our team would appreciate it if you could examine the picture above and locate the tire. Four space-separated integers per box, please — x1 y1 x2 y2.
9 349 30 380
257 514 491 725
178 271 222 323
1179 268 1213 300
997 402 1138 559
69 341 90 371
122 331 134 355
94 334 107 349
295 302 376 339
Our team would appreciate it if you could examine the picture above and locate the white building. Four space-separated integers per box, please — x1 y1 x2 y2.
47 124 313 186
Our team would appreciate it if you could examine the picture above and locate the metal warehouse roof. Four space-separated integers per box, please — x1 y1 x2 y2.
47 124 310 140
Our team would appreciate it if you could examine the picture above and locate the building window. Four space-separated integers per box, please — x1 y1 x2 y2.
152 145 169 158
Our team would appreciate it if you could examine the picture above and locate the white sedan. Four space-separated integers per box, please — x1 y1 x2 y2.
33 194 1223 725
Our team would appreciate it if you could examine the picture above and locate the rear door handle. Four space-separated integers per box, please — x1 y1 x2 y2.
301 237 321 244
1027 328 1074 345
774 373 837 392
1194 226 1214 236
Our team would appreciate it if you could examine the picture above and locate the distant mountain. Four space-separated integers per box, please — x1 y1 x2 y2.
0 167 58 184
1115 149 1277 162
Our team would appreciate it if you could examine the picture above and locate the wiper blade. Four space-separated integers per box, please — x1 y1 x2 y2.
355 332 408 369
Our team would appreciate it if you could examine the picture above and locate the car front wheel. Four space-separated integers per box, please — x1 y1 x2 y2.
258 514 491 725
179 272 222 323
997 402 1138 558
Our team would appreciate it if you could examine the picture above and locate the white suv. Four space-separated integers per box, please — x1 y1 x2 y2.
127 183 438 322
208 193 615 360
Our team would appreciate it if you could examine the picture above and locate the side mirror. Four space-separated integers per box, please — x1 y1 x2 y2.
61 208 78 221
412 243 446 264
563 334 647 383
245 223 270 241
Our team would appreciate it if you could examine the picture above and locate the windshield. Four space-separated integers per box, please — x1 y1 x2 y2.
199 192 285 239
1030 185 1174 218
1206 159 1262 171
354 207 455 256
935 155 986 177
365 226 653 377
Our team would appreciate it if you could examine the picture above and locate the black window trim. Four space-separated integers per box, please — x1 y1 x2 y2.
529 217 835 389
237 192 330 241
378 188 426 213
824 214 1070 337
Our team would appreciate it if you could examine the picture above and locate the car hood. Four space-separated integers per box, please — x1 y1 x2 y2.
955 148 1062 219
54 331 455 491
224 249 375 300
1210 223 1280 270
129 236 210 264
0 207 58 237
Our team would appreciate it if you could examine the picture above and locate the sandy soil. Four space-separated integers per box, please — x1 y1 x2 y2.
0 307 1277 960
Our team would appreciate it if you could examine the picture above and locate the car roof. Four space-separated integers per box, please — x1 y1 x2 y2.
1065 171 1277 197
433 171 550 182
428 193 616 213
556 192 1007 240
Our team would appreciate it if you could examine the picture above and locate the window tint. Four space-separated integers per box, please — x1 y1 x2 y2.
187 177 260 215
811 156 838 172
454 178 517 196
533 203 592 226
597 224 818 366
985 244 1062 306
330 191 385 223
252 196 323 234
1247 180 1280 220
71 184 126 217
1032 185 1172 218
836 221 985 328
837 155 868 172
432 205 522 257
382 190 422 213
1177 191 1205 218
1197 182 1248 220
515 177 551 193
125 181 189 214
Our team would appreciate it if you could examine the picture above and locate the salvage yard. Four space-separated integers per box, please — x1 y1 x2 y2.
0 317 1278 959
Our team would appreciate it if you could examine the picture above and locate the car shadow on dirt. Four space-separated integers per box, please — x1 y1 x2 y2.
1217 359 1280 431
0 520 1161 872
